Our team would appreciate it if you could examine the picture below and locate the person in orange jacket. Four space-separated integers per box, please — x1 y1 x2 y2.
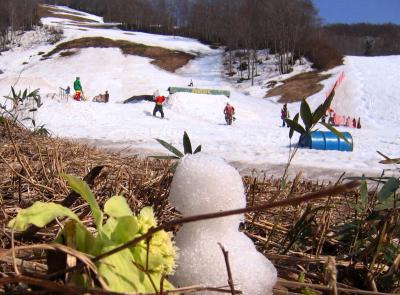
153 94 165 118
224 102 235 125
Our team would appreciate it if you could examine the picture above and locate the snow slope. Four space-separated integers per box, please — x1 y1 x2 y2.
0 5 399 180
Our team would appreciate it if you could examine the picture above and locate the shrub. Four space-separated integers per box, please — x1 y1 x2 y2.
303 38 343 70
237 62 248 71
45 25 64 44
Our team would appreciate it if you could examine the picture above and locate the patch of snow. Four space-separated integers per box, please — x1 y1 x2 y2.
41 4 104 23
166 93 229 124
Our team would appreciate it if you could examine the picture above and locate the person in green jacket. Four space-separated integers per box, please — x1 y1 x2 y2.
73 77 82 101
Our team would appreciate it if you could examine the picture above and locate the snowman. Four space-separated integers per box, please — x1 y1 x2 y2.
169 154 277 295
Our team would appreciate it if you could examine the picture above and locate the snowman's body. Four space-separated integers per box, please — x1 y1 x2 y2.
169 154 277 295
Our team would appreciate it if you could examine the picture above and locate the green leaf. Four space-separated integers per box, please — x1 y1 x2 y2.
28 89 40 98
374 199 397 211
182 131 192 154
300 99 313 130
155 138 184 158
377 150 390 160
311 91 335 126
11 87 17 99
359 180 368 209
96 238 175 292
8 202 79 231
313 104 325 124
289 113 300 139
104 196 133 218
62 174 103 229
376 151 400 164
285 117 306 136
193 145 202 154
379 158 400 164
322 90 335 114
378 177 400 202
22 89 27 100
58 219 97 254
97 245 147 292
102 216 140 244
320 122 352 147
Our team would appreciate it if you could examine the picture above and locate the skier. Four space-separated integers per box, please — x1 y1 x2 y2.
327 107 335 125
188 79 194 87
73 77 82 101
104 90 109 103
357 117 362 129
153 94 165 118
224 102 235 125
65 86 70 96
345 116 351 127
281 103 289 127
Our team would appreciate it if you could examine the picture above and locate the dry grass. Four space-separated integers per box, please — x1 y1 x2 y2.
0 120 397 294
75 23 121 29
38 5 98 23
42 37 194 72
0 122 177 248
59 50 77 57
266 72 331 103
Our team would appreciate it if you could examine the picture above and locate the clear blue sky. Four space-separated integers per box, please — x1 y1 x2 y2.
313 0 400 24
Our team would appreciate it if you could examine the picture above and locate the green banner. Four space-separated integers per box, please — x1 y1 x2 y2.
168 87 230 97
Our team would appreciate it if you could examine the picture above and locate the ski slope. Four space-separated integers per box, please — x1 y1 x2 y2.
0 5 399 180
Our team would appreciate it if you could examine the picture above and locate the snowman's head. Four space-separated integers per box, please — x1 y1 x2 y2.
169 154 246 216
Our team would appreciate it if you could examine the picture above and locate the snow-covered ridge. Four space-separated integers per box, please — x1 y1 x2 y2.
0 5 399 180
41 4 104 24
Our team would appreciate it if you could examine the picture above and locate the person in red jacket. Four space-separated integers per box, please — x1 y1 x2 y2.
153 95 165 118
224 102 235 125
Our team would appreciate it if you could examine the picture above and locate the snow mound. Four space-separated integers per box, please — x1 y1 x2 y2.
166 92 229 123
169 154 277 295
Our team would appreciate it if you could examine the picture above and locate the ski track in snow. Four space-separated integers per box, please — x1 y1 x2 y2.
0 5 399 180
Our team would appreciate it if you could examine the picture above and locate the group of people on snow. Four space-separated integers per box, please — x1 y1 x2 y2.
325 107 361 128
64 77 109 103
65 77 236 125
152 84 236 125
280 103 361 129
64 78 362 130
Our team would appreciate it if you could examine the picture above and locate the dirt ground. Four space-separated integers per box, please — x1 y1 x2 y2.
266 72 331 103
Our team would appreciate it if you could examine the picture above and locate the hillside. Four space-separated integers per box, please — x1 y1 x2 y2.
0 5 399 180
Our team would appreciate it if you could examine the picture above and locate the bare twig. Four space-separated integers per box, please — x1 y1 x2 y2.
218 243 237 295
